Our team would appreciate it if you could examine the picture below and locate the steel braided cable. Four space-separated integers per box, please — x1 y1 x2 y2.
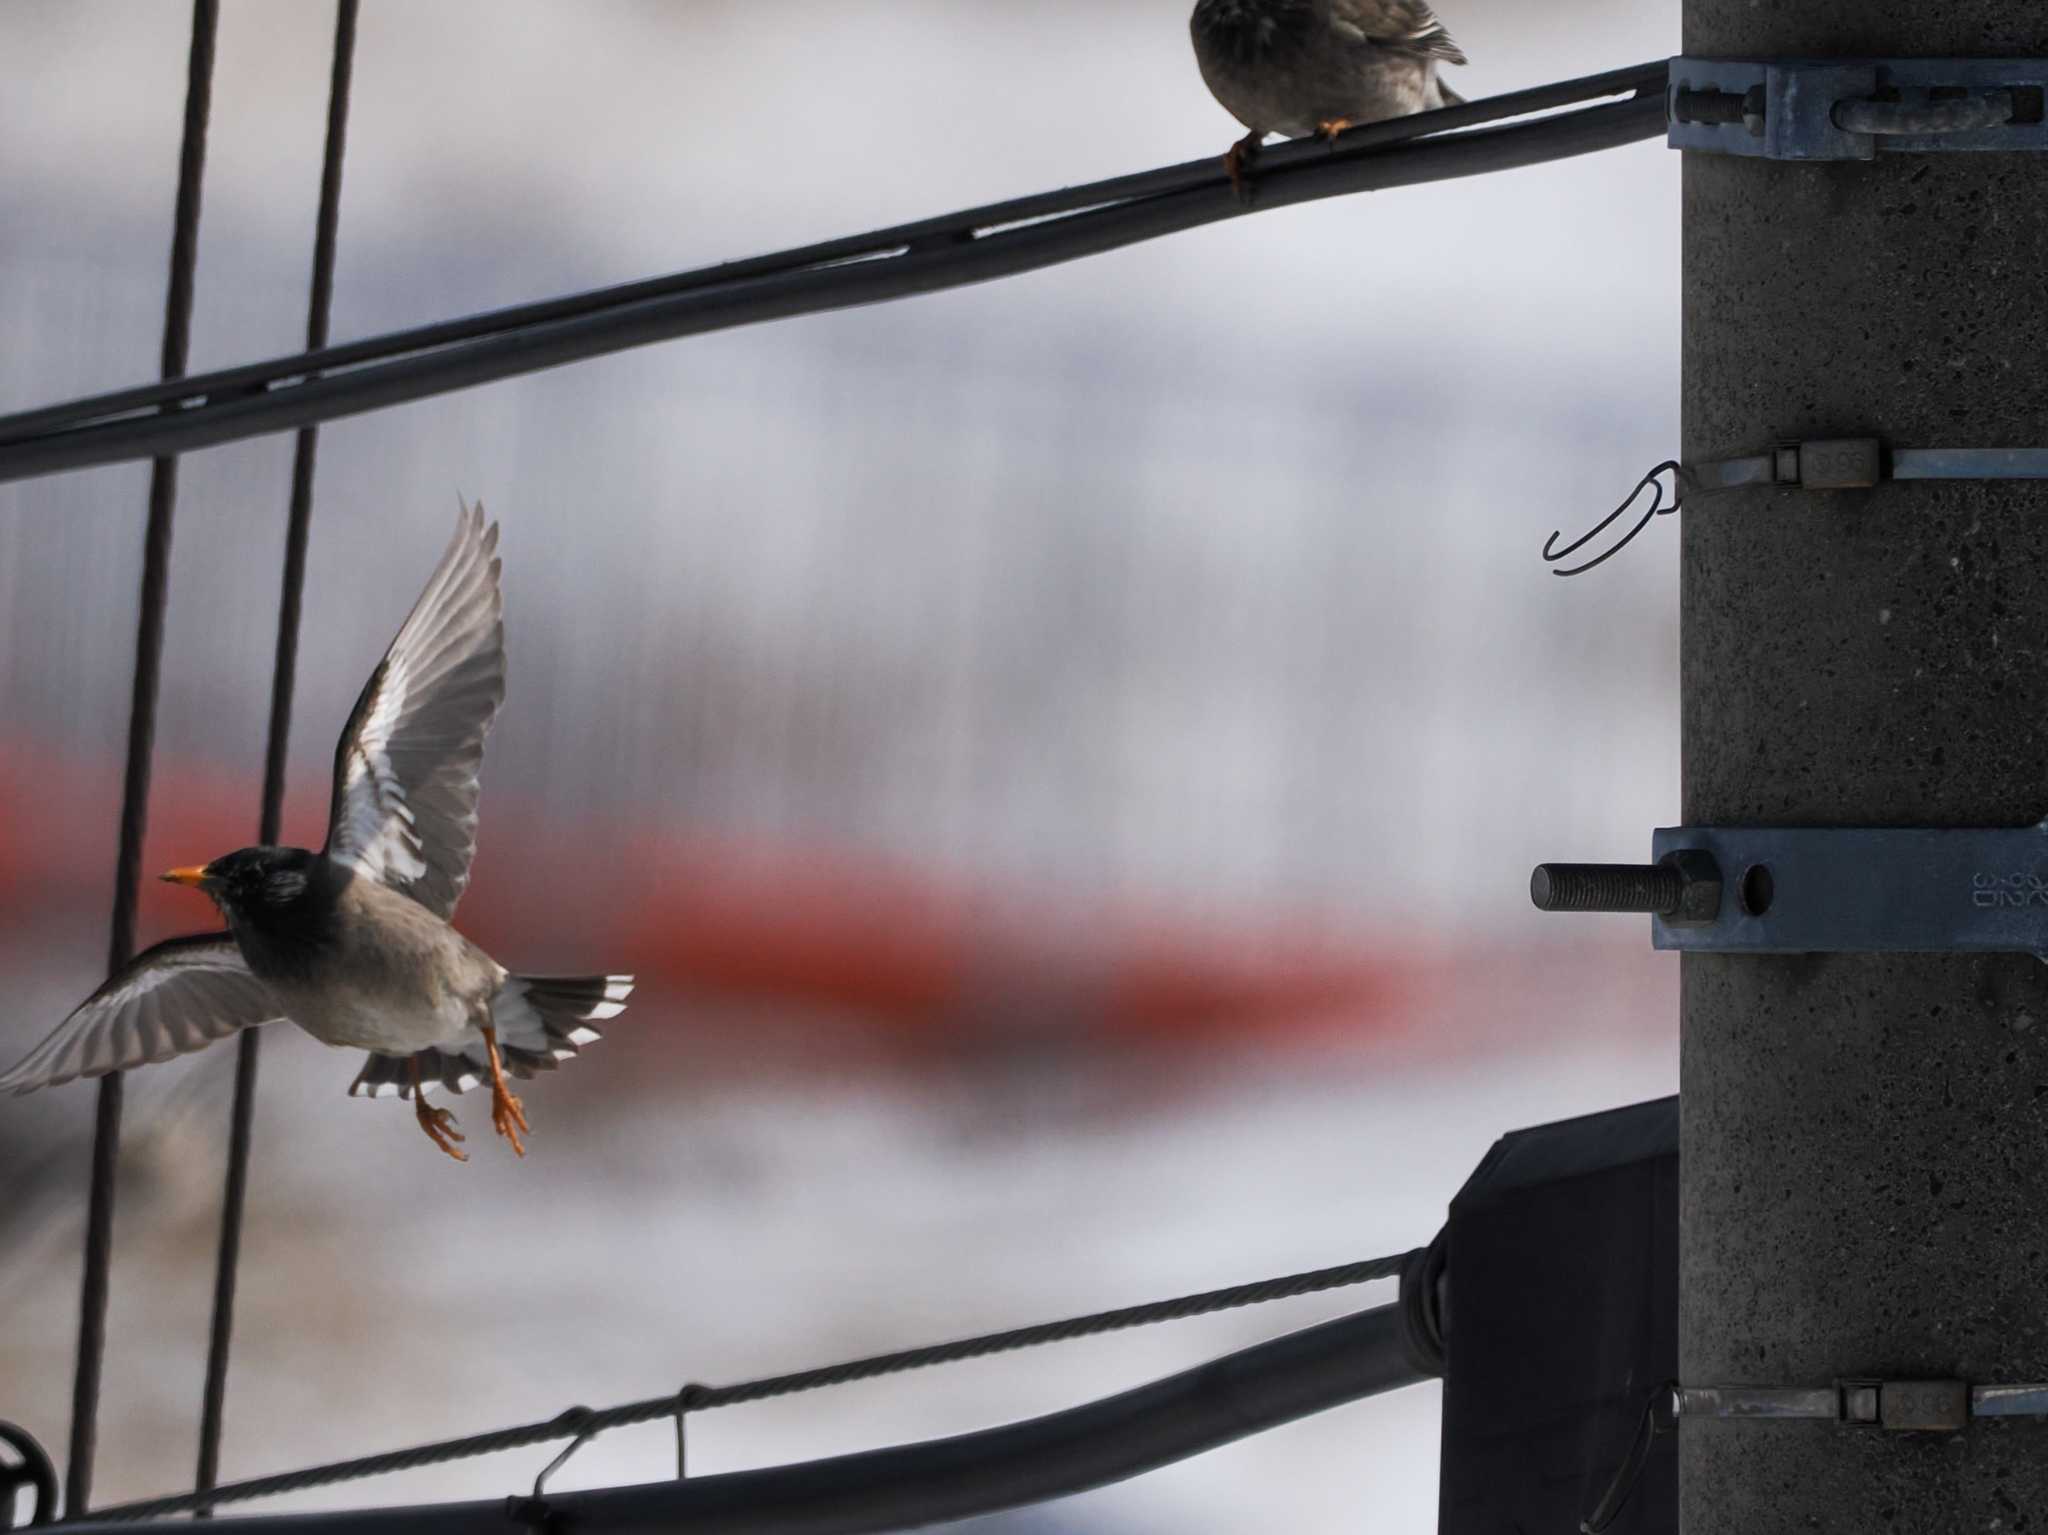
193 0 362 1510
80 1249 1417 1522
65 0 220 1516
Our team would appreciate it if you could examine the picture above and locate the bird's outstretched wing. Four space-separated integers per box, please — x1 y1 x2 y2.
1331 0 1467 64
325 501 505 920
0 935 281 1095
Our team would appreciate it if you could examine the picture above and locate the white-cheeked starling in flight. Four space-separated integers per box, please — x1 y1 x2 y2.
0 503 634 1161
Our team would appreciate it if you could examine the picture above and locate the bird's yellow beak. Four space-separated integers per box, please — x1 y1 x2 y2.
160 865 212 889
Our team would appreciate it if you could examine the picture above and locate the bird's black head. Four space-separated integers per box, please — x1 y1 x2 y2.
162 847 334 928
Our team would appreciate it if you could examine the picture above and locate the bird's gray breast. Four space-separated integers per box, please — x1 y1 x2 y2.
247 876 503 1053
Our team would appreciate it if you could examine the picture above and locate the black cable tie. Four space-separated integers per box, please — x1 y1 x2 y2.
528 1408 599 1500
1581 1380 1678 1533
674 1384 707 1478
1542 460 1687 577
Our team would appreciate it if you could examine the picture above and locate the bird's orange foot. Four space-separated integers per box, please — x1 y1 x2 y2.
1224 130 1263 205
491 1081 529 1157
1317 117 1355 145
415 1098 468 1162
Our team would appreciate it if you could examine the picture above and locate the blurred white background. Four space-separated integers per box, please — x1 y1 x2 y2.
0 2 1679 1530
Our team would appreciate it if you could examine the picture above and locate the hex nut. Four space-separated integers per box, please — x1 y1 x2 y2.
1660 849 1723 927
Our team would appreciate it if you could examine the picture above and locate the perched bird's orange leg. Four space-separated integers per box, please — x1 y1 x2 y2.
1316 117 1355 144
481 1025 529 1156
1224 129 1263 204
411 1056 468 1162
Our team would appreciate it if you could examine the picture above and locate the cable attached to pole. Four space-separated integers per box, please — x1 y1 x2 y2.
65 1 220 1517
192 1 361 1512
0 62 1667 485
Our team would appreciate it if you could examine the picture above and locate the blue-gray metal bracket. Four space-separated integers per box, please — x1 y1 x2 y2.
1669 57 2048 160
1650 821 2048 956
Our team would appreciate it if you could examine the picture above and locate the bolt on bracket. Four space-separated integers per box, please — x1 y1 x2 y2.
1533 819 2048 956
1669 57 2048 160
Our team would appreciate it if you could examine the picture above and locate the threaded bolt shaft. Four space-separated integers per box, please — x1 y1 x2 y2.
1530 863 1685 915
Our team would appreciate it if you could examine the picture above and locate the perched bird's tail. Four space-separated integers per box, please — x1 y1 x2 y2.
347 974 634 1097
1433 79 1465 108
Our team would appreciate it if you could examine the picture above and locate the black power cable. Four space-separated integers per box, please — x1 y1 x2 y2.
193 0 362 1509
66 1 219 1517
84 1248 1418 1522
63 1295 1433 1535
0 61 1667 485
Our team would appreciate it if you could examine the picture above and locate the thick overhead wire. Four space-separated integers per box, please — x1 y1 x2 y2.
193 0 361 1509
0 61 1668 485
65 0 219 1516
87 1248 1420 1522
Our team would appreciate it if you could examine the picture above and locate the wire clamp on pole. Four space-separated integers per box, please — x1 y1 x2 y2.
1669 58 2048 159
1679 1380 1972 1431
1584 1376 2048 1531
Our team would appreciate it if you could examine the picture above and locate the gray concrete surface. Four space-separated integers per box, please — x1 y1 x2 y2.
1681 2 2048 1528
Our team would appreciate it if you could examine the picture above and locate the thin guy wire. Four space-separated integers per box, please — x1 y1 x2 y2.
79 1249 1417 1522
0 63 1667 483
193 0 360 1510
65 0 219 1516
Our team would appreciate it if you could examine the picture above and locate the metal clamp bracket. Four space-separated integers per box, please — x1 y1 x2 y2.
1648 821 2048 956
1533 816 2048 956
1682 1379 2048 1432
1669 57 2048 160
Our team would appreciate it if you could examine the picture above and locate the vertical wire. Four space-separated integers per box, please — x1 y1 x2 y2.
191 0 361 1510
66 0 220 1515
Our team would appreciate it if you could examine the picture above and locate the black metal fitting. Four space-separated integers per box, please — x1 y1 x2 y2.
0 1422 58 1529
1530 851 1723 926
1672 83 1765 135
1670 57 2048 160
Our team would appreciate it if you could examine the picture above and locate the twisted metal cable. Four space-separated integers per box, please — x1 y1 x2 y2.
86 1249 1417 1522
66 0 220 1516
193 0 362 1509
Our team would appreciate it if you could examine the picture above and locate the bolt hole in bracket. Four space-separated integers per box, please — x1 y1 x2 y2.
1669 57 2048 160
1534 822 2048 957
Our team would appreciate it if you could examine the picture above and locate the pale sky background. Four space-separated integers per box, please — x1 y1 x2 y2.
0 3 1680 1530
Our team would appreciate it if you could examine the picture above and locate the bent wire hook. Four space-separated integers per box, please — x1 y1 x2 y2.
1542 460 1689 577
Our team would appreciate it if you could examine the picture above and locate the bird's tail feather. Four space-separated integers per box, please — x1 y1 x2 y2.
347 973 634 1098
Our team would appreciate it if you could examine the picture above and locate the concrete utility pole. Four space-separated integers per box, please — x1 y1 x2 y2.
1682 1 2048 1528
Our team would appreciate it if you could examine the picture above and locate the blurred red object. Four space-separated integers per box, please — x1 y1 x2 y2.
0 742 1421 1049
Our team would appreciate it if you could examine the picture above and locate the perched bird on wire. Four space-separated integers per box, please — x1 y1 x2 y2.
0 503 632 1162
1189 0 1468 198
